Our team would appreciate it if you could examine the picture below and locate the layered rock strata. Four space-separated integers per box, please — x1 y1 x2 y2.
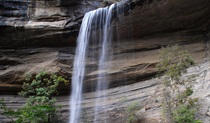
0 0 210 46
0 0 210 122
1 61 210 122
0 31 206 93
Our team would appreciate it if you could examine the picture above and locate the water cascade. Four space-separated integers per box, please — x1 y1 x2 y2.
69 12 96 123
69 1 130 123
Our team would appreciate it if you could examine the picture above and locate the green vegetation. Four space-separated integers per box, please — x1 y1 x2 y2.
156 45 194 86
125 101 140 123
157 45 202 123
0 72 69 123
173 105 202 123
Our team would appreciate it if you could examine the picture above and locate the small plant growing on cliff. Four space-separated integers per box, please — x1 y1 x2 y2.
173 104 202 123
156 45 194 86
125 101 140 123
157 45 202 123
0 72 69 123
19 72 68 105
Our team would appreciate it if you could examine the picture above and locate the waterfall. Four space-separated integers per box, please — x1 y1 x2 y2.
69 1 128 123
69 5 116 123
93 4 115 123
69 12 96 123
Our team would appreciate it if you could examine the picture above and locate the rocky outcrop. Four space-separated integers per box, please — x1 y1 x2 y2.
0 30 206 93
0 0 209 92
0 0 210 122
1 61 210 123
0 0 210 46
117 0 210 39
0 0 103 46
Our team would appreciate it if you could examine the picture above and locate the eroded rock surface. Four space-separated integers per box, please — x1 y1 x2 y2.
0 0 210 122
0 0 103 46
0 0 210 46
1 61 210 123
0 31 206 93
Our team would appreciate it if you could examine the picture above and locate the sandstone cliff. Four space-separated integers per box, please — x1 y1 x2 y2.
0 0 210 122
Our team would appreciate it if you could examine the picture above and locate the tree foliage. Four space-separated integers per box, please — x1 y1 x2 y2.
156 45 194 86
156 45 202 123
0 72 69 123
173 105 202 123
125 102 140 123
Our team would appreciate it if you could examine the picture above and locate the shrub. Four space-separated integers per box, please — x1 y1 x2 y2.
0 72 69 123
156 45 194 86
173 105 202 123
125 102 140 123
156 45 202 123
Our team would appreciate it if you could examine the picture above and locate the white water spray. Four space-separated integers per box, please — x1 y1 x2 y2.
93 4 115 123
69 11 98 123
69 1 130 122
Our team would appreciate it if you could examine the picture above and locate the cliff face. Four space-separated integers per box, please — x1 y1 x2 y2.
1 0 210 46
0 0 103 46
0 0 210 122
0 0 209 92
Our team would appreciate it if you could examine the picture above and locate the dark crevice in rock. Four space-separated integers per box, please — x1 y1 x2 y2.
134 28 206 40
107 83 157 97
117 45 161 54
82 71 159 93
121 63 156 73
0 58 22 66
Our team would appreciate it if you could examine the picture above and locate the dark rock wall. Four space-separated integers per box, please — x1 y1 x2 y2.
1 0 210 47
0 0 103 46
0 0 210 92
115 0 210 40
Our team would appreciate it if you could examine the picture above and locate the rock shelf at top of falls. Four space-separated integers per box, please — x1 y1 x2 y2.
0 0 210 46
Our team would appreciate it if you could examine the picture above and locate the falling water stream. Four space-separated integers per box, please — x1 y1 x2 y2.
93 4 115 123
69 12 96 123
69 1 130 123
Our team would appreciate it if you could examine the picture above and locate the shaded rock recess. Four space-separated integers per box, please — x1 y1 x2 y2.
0 0 210 122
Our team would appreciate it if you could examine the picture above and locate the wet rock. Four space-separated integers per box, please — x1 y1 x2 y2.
0 0 209 46
0 30 206 93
